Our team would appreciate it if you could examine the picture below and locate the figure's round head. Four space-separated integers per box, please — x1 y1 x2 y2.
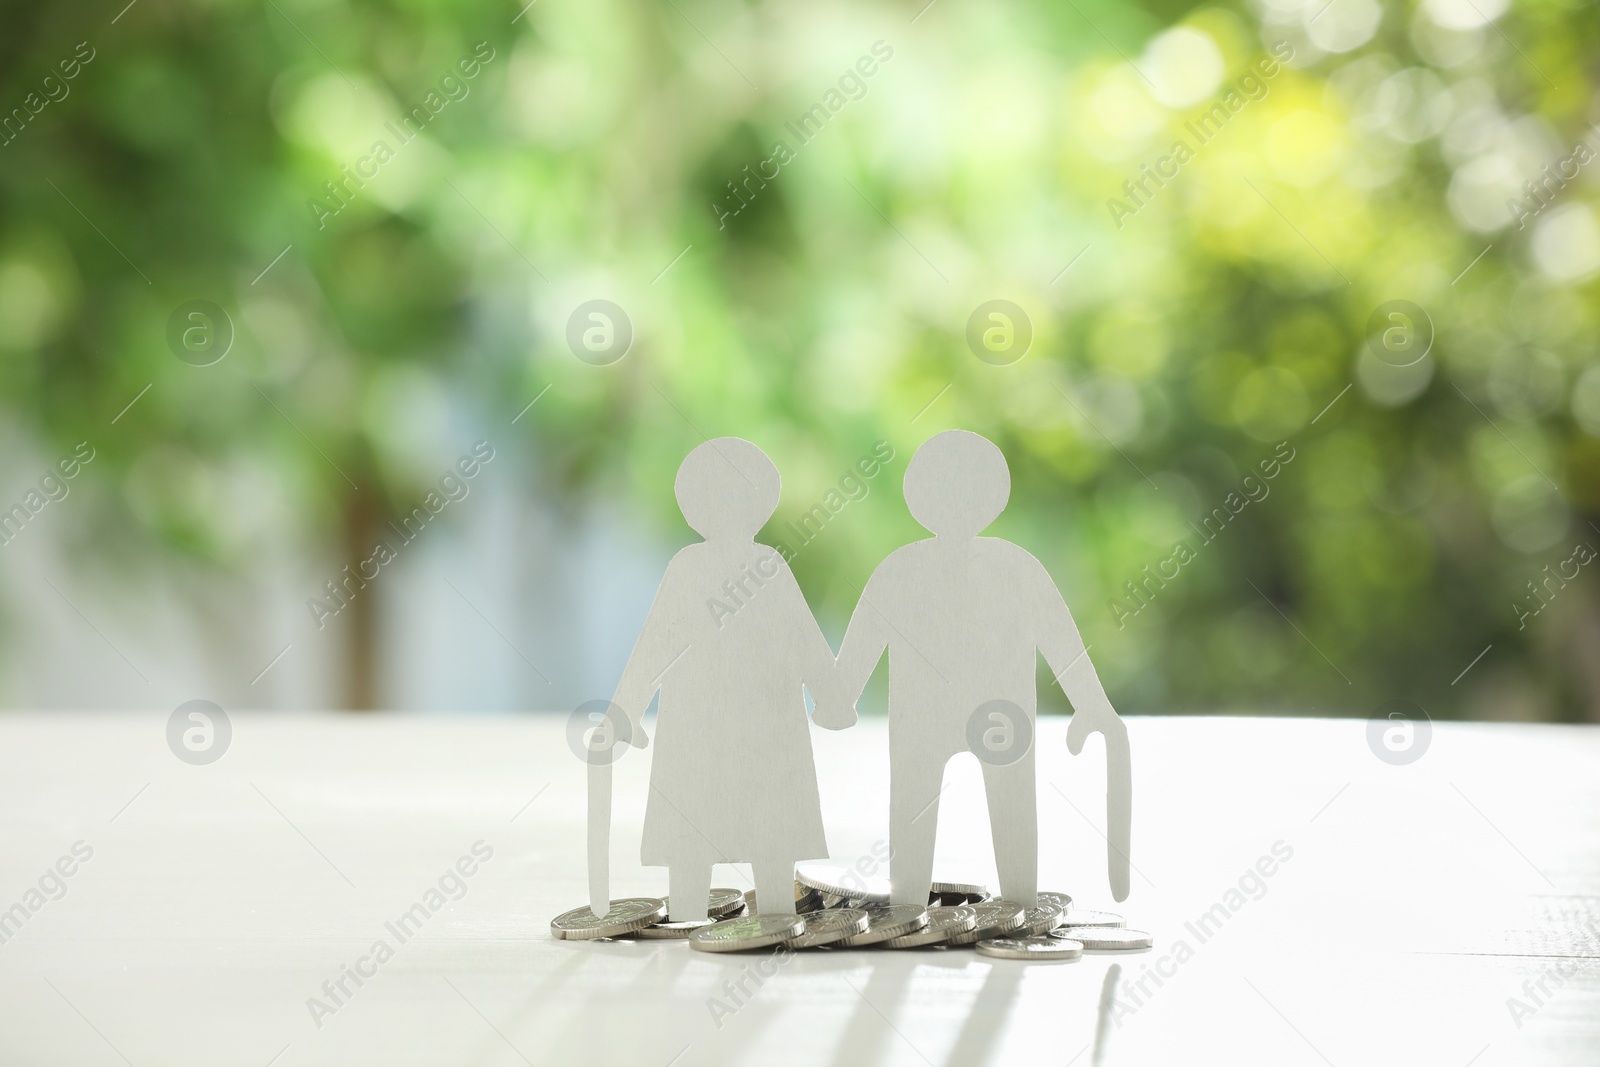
903 430 1010 537
674 438 780 541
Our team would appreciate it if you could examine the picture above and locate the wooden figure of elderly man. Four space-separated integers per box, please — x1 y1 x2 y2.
837 430 1131 908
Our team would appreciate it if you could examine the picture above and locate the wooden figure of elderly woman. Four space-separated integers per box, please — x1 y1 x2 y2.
607 438 854 921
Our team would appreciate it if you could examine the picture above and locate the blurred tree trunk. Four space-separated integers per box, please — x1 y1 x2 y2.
341 487 383 711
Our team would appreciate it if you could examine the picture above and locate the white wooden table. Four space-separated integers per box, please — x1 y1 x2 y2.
0 712 1595 1066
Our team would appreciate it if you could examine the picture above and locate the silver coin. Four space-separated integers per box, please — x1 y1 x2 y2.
790 908 871 948
796 863 892 906
1022 902 1066 936
1037 891 1073 912
1062 926 1152 950
883 905 980 948
688 914 805 953
842 904 929 946
709 887 746 917
946 900 1026 945
745 884 823 915
930 880 989 906
660 887 746 921
795 864 855 895
976 935 1084 961
551 897 667 940
1057 909 1124 928
631 917 717 939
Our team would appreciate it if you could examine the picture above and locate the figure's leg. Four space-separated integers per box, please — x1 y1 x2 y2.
667 860 712 921
889 748 950 906
752 859 797 916
981 753 1037 908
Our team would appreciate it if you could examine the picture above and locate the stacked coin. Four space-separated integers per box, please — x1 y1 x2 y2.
796 863 891 908
945 900 1028 945
550 897 668 940
882 905 978 947
1021 902 1068 936
930 881 990 906
744 882 825 916
789 908 870 948
630 887 747 938
689 915 804 953
841 904 929 946
1053 926 1152 950
556 883 1151 960
977 936 1083 961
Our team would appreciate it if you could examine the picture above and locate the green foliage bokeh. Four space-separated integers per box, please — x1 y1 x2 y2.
2 0 1597 718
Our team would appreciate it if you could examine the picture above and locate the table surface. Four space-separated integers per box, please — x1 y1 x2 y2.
0 712 1595 1067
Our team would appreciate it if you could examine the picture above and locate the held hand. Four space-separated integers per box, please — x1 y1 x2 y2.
811 701 858 731
809 668 857 730
1066 697 1124 755
622 713 649 749
597 703 647 752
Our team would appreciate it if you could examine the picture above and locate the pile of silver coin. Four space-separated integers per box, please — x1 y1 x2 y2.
551 864 1151 961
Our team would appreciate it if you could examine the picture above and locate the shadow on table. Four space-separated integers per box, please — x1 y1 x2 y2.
543 934 1124 1065
805 946 1123 1066
839 947 1020 1065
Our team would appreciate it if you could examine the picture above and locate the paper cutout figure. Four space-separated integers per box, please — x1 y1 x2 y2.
581 698 633 920
605 438 854 921
837 430 1130 907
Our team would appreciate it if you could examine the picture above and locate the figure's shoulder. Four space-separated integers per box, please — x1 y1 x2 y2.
975 536 1052 578
752 540 788 566
670 540 797 587
660 541 718 586
868 538 935 577
752 541 797 580
668 541 708 567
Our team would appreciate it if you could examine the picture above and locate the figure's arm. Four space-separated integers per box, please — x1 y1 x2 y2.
1033 559 1122 743
785 565 854 731
835 570 891 712
1033 556 1132 902
609 566 689 748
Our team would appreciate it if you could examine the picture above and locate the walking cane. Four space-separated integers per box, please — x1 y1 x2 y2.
1068 708 1132 903
586 703 635 919
1102 721 1131 903
587 736 613 919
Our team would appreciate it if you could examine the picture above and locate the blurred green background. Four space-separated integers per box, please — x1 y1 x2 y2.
1 0 1596 720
